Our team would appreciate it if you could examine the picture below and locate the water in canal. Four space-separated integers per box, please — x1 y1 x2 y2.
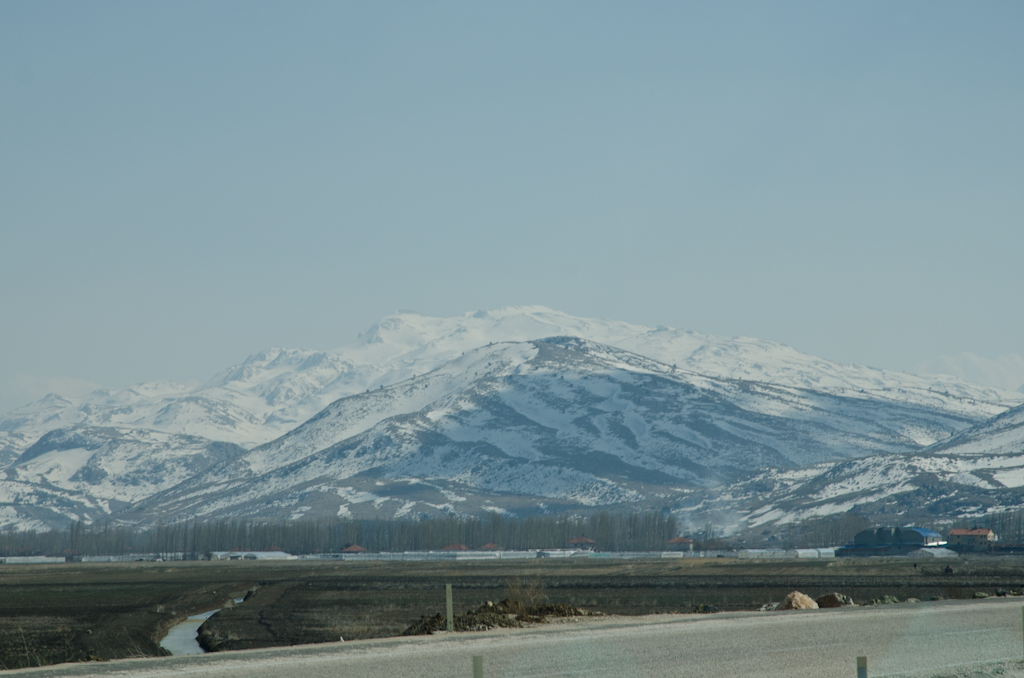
159 609 219 656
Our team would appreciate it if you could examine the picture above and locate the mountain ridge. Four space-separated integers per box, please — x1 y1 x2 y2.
1 307 1022 532
692 402 1024 535
125 337 1015 526
2 307 1018 466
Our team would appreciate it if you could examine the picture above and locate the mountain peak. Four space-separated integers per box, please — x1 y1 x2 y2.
3 308 1024 530
133 334 1014 525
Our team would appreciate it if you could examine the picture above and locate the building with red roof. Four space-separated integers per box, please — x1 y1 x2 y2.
341 544 368 553
567 535 596 550
667 536 693 551
947 528 996 552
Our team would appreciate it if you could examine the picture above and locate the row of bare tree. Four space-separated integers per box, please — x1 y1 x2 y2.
9 506 1013 558
0 511 682 556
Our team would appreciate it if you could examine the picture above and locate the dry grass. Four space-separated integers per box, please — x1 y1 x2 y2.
504 576 547 607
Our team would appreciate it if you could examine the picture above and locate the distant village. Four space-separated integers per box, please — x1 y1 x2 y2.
0 526 1009 564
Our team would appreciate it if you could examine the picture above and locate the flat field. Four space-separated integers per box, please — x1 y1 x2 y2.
1 556 1022 670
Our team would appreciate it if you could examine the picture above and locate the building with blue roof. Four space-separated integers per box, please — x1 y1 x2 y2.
836 527 947 557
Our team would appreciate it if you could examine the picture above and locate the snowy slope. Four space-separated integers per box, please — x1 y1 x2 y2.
0 427 247 529
2 307 1019 465
0 478 105 532
0 384 265 466
926 401 1024 458
692 403 1024 533
2 307 1022 531
128 338 1002 524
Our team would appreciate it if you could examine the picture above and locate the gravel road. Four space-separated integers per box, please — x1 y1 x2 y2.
9 597 1024 678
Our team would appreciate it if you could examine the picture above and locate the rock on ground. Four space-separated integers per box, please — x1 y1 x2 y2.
778 591 818 611
868 595 901 605
815 592 854 608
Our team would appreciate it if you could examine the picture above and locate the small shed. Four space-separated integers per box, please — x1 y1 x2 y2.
479 543 500 550
667 536 693 551
441 543 469 551
341 544 368 553
568 535 596 550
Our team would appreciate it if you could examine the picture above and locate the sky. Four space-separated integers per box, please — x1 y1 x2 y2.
2 1 1023 413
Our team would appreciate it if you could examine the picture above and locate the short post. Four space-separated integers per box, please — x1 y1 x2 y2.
857 656 867 678
1021 606 1023 659
446 583 454 633
472 655 484 678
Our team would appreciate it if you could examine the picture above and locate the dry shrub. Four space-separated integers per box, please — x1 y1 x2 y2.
504 576 546 607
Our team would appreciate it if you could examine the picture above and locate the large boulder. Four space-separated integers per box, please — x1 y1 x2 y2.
778 591 818 610
816 592 854 608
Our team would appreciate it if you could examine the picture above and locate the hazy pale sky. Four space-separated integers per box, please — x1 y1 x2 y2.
2 1 1023 412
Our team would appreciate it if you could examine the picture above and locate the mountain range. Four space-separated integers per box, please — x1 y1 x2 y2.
705 400 1024 533
1 307 1022 533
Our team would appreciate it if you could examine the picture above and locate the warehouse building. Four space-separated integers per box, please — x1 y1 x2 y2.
836 527 946 557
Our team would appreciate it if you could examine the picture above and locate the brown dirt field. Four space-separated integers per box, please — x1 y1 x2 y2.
2 556 1023 670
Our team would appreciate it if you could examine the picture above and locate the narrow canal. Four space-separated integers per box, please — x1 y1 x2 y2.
159 598 244 655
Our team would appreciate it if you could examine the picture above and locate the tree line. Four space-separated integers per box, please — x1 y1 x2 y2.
11 507 1017 558
0 511 681 557
743 512 873 549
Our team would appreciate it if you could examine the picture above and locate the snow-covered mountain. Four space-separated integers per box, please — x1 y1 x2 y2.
123 338 1016 525
2 307 1018 467
694 402 1024 534
2 307 1022 531
0 427 247 528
